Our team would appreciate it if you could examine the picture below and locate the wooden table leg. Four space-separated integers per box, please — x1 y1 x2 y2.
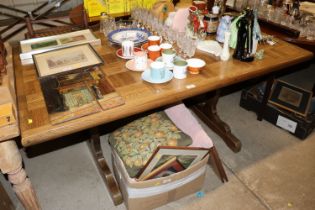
87 128 123 206
257 76 274 121
190 90 242 153
0 140 40 210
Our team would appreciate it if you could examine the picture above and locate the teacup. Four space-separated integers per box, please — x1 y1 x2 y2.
148 45 161 61
134 51 147 70
160 43 172 51
173 60 188 79
162 49 176 68
150 61 165 80
187 58 206 74
148 35 161 46
121 40 134 57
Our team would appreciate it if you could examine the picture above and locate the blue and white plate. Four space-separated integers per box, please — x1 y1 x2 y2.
156 56 185 70
108 28 151 45
141 69 173 84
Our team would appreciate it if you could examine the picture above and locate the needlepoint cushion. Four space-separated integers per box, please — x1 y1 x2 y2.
109 111 192 177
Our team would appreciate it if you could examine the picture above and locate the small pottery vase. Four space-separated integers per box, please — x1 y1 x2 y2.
220 31 231 61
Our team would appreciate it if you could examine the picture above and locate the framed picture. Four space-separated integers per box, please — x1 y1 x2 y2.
137 146 209 181
141 157 185 180
33 44 103 78
268 80 312 116
19 29 101 62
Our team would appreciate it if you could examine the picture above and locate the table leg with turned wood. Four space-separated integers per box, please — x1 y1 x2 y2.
0 140 40 210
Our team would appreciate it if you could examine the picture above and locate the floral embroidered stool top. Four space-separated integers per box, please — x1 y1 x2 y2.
109 111 192 177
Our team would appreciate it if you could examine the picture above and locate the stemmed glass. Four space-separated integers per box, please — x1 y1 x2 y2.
186 39 197 58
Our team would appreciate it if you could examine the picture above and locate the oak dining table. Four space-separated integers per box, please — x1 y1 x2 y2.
12 31 313 206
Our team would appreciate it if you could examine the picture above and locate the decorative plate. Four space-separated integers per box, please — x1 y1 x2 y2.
125 59 153 71
116 47 142 59
108 28 151 45
141 69 173 84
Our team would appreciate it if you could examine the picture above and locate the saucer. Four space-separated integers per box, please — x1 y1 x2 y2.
156 56 185 70
125 59 153 72
116 47 142 59
141 69 173 84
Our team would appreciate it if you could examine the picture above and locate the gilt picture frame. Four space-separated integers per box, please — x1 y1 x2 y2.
268 80 312 116
33 44 103 78
137 146 209 181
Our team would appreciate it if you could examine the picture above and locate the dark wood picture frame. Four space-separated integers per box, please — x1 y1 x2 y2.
268 80 312 116
32 43 103 78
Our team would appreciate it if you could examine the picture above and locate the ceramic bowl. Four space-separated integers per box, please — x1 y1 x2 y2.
187 58 206 74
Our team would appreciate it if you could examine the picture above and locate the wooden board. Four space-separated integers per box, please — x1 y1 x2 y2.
0 43 19 142
13 32 313 147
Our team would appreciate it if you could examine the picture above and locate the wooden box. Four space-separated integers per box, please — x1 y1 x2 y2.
112 150 208 210
240 83 315 139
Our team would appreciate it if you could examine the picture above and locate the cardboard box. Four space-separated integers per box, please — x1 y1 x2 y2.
84 0 107 17
112 150 208 210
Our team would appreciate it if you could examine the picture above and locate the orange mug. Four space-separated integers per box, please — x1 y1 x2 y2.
148 35 161 46
148 45 161 61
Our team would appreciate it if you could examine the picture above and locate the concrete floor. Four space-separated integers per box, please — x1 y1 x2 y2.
1 51 315 210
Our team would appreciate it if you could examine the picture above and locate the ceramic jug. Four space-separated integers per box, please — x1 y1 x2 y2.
216 15 232 43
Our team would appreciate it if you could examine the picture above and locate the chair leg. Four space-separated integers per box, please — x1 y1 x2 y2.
209 146 228 183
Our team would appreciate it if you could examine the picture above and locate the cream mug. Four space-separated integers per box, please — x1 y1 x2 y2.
162 49 176 68
173 60 188 79
122 40 134 57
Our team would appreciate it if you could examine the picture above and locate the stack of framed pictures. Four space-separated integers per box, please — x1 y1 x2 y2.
33 44 124 124
20 29 101 65
136 146 209 181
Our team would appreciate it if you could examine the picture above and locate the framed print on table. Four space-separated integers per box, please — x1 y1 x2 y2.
268 80 312 116
19 29 101 62
33 44 103 78
137 146 209 181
